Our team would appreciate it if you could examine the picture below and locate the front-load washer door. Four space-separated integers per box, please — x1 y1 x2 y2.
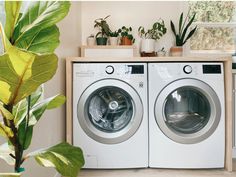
77 79 143 144
155 78 221 144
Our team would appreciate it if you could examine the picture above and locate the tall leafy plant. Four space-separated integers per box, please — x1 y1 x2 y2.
0 1 84 177
170 11 197 46
138 19 167 40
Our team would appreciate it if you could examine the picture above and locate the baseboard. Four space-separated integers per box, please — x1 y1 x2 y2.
233 147 236 158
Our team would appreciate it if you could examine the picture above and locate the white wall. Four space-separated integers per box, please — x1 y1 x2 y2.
81 1 182 55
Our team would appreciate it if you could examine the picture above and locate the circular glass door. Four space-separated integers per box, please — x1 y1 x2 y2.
155 79 221 144
77 79 143 144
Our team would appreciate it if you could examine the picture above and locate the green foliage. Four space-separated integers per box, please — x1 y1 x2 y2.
170 11 197 46
4 1 22 40
0 1 84 176
138 19 167 40
94 15 111 38
0 44 58 105
119 26 135 43
109 29 121 37
12 1 70 54
28 142 84 177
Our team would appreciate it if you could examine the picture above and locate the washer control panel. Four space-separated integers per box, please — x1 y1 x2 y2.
104 64 144 75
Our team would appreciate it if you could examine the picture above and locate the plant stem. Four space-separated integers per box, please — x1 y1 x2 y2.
23 95 31 149
3 104 22 172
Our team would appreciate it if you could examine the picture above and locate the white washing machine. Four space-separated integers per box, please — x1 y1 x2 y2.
148 62 225 168
73 63 148 168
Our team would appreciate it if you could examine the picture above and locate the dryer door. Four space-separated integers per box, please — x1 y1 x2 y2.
155 78 221 144
77 79 143 144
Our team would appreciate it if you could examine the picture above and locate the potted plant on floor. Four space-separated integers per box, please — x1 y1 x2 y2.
170 11 197 56
138 19 167 53
0 1 84 177
94 15 111 45
109 29 121 46
119 26 135 45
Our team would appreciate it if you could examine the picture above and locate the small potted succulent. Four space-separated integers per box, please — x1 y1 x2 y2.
157 47 167 57
119 26 135 45
138 19 167 53
109 29 121 45
94 15 111 45
170 11 197 56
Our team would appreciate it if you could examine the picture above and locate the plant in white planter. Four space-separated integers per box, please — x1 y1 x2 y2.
138 19 167 53
0 1 84 177
170 11 197 56
109 30 121 46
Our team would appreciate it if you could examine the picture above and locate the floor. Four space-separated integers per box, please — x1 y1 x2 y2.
79 159 236 177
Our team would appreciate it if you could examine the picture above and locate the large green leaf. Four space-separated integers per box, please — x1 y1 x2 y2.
4 1 22 40
13 86 43 126
0 143 15 165
27 142 84 177
12 1 70 53
18 118 33 150
0 45 58 105
0 122 13 139
29 94 66 126
17 94 65 150
16 25 60 54
0 104 14 120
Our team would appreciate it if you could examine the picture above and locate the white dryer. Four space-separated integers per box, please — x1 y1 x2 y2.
73 63 148 168
148 62 225 168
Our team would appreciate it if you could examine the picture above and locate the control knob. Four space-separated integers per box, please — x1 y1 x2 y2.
183 65 192 74
105 65 114 74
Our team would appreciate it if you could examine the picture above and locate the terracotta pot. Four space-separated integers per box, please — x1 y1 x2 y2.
120 37 132 45
0 173 21 177
170 46 183 56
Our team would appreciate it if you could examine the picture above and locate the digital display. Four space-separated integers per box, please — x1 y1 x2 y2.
128 65 144 74
203 65 221 74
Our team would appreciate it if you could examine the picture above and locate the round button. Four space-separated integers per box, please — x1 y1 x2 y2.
183 65 192 74
105 65 114 74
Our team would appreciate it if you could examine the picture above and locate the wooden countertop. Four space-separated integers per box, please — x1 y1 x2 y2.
67 56 230 62
66 56 233 172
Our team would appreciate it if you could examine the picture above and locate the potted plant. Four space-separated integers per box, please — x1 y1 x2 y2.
170 11 197 56
94 15 111 45
0 2 84 177
87 34 95 46
138 19 167 53
109 29 121 46
119 26 135 45
157 47 167 57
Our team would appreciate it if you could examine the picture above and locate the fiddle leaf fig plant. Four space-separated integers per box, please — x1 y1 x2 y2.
0 1 84 176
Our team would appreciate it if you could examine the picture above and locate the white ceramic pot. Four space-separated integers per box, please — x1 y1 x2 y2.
141 39 155 53
0 173 21 177
87 37 95 46
109 37 119 46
